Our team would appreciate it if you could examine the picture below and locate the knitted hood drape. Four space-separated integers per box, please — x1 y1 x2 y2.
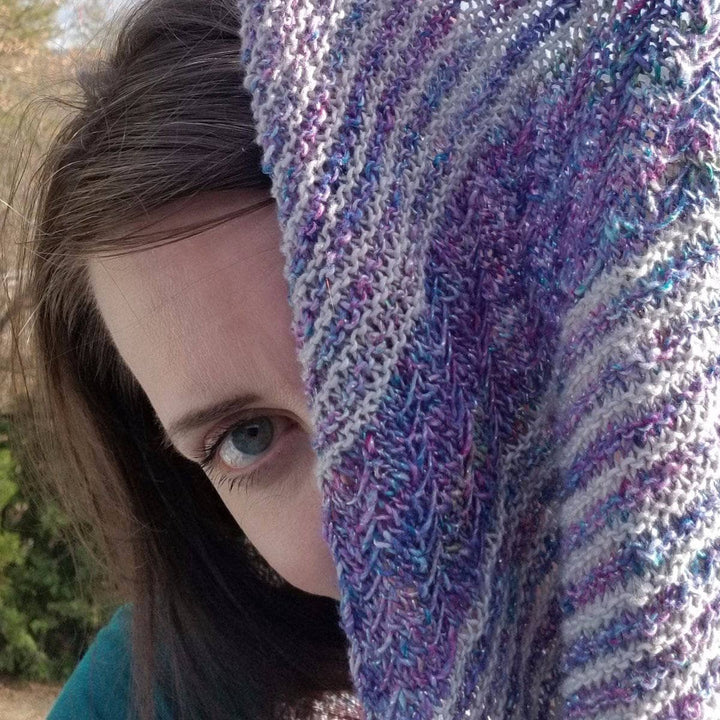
237 1 720 718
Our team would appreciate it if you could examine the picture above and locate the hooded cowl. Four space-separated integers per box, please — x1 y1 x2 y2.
238 1 720 718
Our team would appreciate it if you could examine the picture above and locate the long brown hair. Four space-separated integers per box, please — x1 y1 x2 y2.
18 0 352 718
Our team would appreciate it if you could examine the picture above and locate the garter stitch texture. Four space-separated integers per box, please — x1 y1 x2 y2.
237 1 720 718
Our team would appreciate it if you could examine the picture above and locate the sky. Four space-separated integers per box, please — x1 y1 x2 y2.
53 0 135 50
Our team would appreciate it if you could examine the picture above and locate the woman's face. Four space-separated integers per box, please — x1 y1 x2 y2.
88 188 341 601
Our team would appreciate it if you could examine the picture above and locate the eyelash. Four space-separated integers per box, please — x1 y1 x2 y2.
206 468 264 493
197 414 281 491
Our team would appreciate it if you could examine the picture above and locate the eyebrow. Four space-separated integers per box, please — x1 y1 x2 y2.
161 392 262 450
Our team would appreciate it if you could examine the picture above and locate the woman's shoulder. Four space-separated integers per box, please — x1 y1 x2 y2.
47 604 134 720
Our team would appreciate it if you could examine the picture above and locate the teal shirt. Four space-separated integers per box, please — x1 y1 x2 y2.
47 604 137 720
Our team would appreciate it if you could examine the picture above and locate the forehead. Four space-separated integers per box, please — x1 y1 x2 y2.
87 190 307 431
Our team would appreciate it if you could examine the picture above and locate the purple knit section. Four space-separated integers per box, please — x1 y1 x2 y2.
238 0 720 718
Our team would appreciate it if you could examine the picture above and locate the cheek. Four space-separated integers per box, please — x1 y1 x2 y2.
217 462 340 600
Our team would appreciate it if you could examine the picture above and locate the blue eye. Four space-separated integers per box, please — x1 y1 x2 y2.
217 416 278 470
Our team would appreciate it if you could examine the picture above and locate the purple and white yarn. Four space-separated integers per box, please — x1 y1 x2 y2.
238 1 720 718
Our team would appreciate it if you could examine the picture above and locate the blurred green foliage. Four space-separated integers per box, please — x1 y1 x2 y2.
0 416 113 681
0 0 60 54
1 0 117 685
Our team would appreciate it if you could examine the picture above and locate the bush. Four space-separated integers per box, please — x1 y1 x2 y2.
0 415 114 681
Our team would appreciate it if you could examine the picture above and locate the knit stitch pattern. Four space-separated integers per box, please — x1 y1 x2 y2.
237 1 720 718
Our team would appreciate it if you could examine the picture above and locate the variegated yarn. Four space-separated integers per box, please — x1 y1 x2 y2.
238 1 720 718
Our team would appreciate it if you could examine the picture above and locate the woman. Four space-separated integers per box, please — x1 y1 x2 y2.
26 1 355 719
22 0 720 718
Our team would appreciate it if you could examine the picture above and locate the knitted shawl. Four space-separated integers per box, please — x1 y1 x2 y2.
237 1 720 718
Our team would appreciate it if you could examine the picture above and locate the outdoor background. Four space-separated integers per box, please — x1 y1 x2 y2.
2 1 128 716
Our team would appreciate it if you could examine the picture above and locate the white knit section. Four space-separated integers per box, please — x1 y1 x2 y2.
556 302 720 475
561 428 720 589
559 255 720 412
266 0 345 198
429 396 558 720
560 204 720 350
587 625 720 720
561 510 720 658
241 1 298 161
557 263 720 548
561 566 720 698
240 0 346 175
561 386 720 647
